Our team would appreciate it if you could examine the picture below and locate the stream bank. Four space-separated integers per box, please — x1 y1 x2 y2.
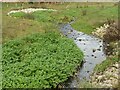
90 20 119 88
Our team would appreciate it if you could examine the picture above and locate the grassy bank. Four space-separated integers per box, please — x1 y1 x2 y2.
94 55 119 73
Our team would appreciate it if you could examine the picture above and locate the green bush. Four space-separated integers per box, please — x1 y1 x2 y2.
2 32 84 88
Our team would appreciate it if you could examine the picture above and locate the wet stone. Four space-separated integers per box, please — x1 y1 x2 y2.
86 55 89 57
94 56 97 58
71 29 73 32
79 39 82 41
93 49 96 53
97 48 101 51
87 71 90 73
74 38 77 40
83 60 86 63
100 45 102 47
89 62 92 64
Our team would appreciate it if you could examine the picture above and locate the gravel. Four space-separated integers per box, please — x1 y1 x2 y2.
90 62 119 88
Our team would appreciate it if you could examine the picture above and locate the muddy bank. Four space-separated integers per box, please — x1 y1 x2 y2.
59 22 106 88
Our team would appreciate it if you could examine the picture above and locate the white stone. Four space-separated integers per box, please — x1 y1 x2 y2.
7 8 57 16
98 75 103 80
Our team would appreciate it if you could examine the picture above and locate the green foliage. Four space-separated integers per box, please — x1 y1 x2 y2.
2 32 84 88
71 6 118 34
94 55 119 72
32 11 53 22
10 12 26 18
10 11 54 22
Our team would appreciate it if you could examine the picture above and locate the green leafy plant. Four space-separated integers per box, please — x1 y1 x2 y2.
2 32 84 88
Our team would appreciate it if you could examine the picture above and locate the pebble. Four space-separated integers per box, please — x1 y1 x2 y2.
71 30 73 32
114 63 119 68
94 56 97 58
97 48 101 51
93 49 96 53
79 39 82 41
87 71 90 73
90 62 119 88
100 45 102 47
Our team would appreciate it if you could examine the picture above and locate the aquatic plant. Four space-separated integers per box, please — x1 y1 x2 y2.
2 32 83 88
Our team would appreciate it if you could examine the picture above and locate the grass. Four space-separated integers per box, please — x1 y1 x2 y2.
2 32 84 88
71 5 118 34
79 81 93 88
94 55 119 73
2 2 118 43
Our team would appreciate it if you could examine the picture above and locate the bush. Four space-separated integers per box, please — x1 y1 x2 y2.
103 21 119 42
2 32 84 88
81 9 87 16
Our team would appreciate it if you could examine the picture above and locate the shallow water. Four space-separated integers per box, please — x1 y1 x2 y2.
59 23 106 88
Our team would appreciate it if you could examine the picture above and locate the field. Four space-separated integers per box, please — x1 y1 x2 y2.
2 2 118 88
2 2 118 43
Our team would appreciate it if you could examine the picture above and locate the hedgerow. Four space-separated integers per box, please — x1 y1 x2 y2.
2 32 83 88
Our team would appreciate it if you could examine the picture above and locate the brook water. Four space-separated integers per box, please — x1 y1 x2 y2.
59 22 106 87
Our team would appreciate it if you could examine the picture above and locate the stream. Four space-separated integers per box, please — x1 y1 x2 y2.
59 22 106 88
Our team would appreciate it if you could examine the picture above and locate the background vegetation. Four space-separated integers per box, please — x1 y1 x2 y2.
2 2 118 43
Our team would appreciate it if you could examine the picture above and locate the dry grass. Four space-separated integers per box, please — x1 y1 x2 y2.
2 3 46 43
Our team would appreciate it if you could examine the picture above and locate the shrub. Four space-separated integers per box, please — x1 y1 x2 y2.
103 21 119 42
2 32 84 88
81 9 87 16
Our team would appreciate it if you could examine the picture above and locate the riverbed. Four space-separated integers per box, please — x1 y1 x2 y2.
59 22 106 88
